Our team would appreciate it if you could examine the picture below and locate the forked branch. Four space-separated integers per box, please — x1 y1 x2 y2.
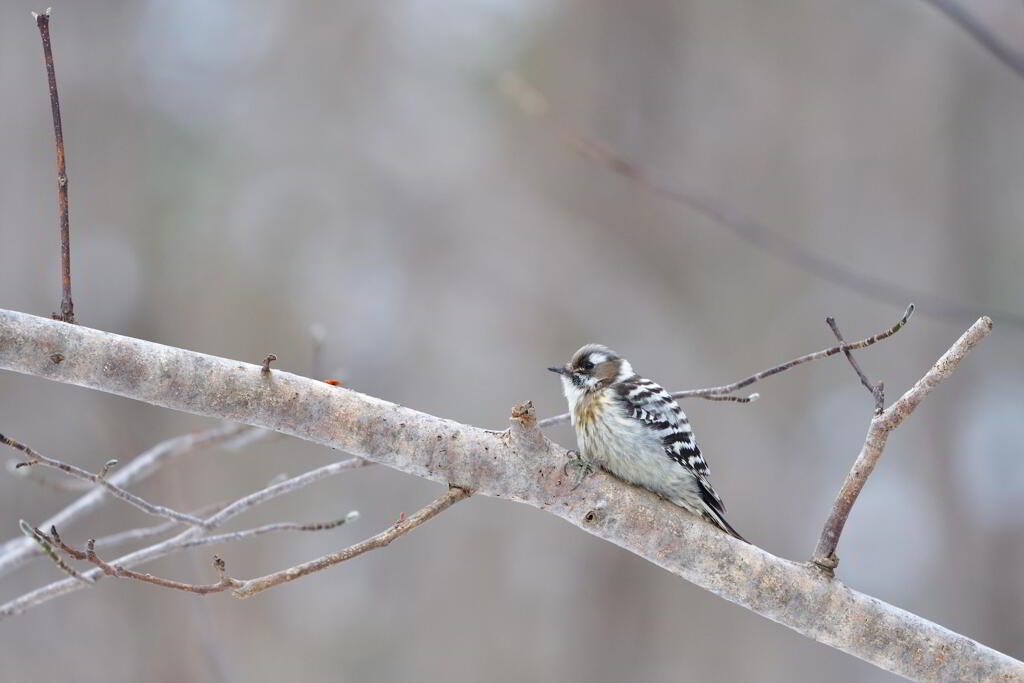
2 456 369 618
0 423 256 578
811 316 993 572
0 433 210 528
232 486 469 598
25 488 464 600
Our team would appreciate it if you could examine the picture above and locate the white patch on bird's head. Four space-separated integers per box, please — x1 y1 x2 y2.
614 359 634 383
570 344 618 369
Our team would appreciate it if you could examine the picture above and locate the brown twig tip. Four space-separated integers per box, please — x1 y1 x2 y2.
261 354 277 374
21 520 94 585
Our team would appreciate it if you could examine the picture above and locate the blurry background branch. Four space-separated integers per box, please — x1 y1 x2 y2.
921 0 1024 79
0 309 1019 681
501 74 1024 329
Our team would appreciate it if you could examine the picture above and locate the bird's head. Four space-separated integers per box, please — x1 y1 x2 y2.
548 344 634 396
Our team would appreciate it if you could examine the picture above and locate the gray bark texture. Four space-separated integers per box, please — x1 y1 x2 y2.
1 309 1021 682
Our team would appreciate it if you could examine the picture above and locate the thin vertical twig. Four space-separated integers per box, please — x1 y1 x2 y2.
33 8 74 324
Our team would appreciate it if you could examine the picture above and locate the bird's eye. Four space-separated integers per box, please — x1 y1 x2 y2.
579 360 594 371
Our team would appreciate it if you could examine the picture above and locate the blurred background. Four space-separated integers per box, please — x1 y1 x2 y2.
1 1 1022 681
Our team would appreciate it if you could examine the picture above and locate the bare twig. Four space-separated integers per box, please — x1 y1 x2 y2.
696 392 759 404
232 486 469 598
0 310 1019 680
811 316 993 574
91 502 226 551
826 316 884 414
178 511 361 550
0 457 369 618
87 509 358 557
0 423 253 578
32 9 74 324
538 305 914 428
501 73 1024 328
920 0 1024 80
202 459 372 531
55 534 242 595
0 433 209 528
37 489 456 599
6 458 93 491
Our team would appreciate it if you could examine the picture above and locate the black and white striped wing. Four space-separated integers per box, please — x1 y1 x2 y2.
614 376 727 515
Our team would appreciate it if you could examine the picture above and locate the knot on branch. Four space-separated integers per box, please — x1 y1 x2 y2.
509 401 547 453
811 552 839 578
510 401 536 427
582 500 609 527
505 403 552 462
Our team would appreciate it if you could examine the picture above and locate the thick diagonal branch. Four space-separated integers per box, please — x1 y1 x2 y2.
0 309 1019 682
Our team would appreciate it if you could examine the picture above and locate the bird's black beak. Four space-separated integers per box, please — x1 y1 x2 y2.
548 366 567 376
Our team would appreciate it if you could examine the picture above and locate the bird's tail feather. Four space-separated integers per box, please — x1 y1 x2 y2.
701 503 748 544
